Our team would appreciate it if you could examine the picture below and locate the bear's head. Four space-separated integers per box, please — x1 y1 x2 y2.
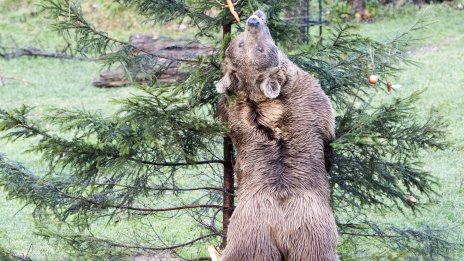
216 10 284 99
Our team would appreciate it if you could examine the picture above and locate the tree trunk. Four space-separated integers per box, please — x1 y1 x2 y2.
221 23 235 249
352 0 372 21
352 0 366 15
412 0 426 5
353 0 366 14
285 0 307 42
222 136 234 248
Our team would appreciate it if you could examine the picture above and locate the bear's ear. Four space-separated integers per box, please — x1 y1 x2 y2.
260 78 281 99
216 73 232 94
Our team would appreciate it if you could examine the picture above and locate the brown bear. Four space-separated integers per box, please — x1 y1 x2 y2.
216 10 339 261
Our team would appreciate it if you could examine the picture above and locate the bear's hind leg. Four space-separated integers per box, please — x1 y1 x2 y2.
281 196 339 261
221 227 282 261
284 225 338 261
221 204 282 261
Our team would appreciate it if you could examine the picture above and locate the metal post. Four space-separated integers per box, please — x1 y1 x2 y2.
318 0 323 36
305 0 310 43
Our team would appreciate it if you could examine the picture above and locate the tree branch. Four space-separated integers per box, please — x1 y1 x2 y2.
340 231 403 238
94 183 233 195
88 233 218 251
0 46 96 61
0 45 217 66
138 159 227 166
52 184 224 213
58 189 222 212
1 118 227 168
0 74 34 86
56 1 206 64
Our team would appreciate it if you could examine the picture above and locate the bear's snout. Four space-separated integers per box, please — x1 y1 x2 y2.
247 15 261 27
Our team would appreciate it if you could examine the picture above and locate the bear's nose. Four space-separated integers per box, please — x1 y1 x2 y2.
247 16 260 27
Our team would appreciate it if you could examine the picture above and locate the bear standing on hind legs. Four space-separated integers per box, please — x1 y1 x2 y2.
217 11 339 261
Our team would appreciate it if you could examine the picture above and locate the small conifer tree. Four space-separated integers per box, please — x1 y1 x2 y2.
0 0 454 259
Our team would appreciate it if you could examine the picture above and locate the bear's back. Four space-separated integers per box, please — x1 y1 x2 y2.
220 61 334 197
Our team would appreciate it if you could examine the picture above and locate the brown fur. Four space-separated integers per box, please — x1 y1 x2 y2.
217 11 338 261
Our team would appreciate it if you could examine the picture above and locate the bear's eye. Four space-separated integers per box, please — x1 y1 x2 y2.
238 42 244 48
258 46 264 52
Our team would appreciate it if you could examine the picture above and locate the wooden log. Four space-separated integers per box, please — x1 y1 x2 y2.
92 70 130 88
93 34 213 87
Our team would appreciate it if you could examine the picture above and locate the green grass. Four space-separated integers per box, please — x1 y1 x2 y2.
336 5 464 259
0 2 139 259
1 2 463 260
350 5 464 259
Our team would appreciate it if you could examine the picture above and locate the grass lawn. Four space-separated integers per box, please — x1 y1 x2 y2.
340 5 464 259
1 2 463 260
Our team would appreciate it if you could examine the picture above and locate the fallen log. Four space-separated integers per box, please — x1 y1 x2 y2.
93 34 214 87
